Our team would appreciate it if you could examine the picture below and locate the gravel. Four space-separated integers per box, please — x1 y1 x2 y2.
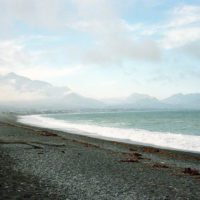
0 114 200 199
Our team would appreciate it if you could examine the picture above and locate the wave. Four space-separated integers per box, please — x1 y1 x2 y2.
18 115 200 153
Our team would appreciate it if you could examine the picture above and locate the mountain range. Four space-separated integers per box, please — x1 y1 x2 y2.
0 72 200 112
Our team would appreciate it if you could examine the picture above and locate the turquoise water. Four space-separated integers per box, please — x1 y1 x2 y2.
18 110 200 152
44 110 200 136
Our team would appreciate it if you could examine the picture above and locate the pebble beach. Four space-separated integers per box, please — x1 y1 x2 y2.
0 114 200 200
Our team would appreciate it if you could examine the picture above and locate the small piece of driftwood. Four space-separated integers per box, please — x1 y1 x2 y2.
0 139 65 149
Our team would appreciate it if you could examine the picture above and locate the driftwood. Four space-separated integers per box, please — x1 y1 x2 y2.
0 139 65 149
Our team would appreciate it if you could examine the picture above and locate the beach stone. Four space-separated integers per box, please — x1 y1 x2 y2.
0 117 200 200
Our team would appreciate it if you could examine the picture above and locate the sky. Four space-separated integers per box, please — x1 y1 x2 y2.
0 0 200 100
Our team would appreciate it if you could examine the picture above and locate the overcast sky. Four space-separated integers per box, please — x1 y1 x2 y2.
0 0 200 99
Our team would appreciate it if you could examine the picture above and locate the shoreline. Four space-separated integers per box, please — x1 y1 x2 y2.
1 113 200 199
18 113 200 155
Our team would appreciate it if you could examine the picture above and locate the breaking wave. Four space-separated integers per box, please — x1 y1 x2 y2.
18 115 200 153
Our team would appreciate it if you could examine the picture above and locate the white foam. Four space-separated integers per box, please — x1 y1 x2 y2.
18 115 200 153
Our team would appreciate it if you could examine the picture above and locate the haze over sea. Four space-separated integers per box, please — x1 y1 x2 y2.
19 110 200 153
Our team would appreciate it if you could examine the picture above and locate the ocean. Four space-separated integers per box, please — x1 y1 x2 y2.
18 110 200 153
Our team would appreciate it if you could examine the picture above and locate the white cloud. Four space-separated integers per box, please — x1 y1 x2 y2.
159 5 200 49
0 1 200 100
0 0 162 67
20 65 82 80
67 0 161 63
0 38 82 80
161 27 200 49
84 37 161 64
0 39 36 73
0 0 67 31
135 5 200 50
169 5 200 27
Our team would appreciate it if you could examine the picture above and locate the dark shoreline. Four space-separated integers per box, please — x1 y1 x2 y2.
0 113 200 199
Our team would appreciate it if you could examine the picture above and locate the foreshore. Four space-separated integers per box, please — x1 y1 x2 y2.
0 113 200 200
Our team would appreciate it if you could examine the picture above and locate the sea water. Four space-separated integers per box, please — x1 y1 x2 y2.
18 110 200 153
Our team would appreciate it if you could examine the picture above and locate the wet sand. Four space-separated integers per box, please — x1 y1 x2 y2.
0 113 200 200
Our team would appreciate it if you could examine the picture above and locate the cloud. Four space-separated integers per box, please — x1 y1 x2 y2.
1 1 199 65
20 65 82 80
0 39 35 73
169 5 200 27
67 0 161 63
0 0 68 31
0 38 82 80
0 2 199 71
160 5 200 49
135 5 200 51
182 42 200 59
0 1 200 100
161 27 200 49
83 37 161 65
0 0 162 69
0 84 45 101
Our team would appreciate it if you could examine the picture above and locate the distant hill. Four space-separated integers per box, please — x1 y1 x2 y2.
0 72 70 99
103 93 200 110
102 93 169 109
162 93 200 109
0 72 200 112
0 72 105 111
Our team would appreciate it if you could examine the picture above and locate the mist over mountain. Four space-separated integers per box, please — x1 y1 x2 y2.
162 93 200 109
0 73 200 112
102 93 169 109
0 72 70 101
0 73 104 111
